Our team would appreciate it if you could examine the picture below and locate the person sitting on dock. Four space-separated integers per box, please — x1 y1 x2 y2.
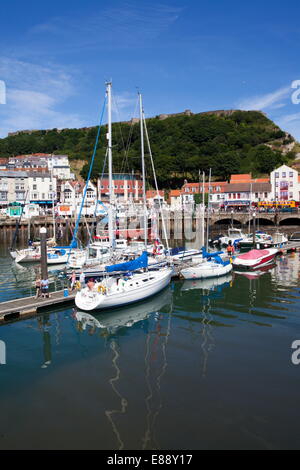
41 278 51 298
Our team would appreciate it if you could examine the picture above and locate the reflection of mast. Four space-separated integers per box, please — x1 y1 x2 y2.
200 293 215 378
105 339 128 450
38 314 52 369
142 300 173 450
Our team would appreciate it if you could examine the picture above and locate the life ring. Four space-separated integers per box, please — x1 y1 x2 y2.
97 284 106 294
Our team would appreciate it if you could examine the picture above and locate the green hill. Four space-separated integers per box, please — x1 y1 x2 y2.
0 110 296 187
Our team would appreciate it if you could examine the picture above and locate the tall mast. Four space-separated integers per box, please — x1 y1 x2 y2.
106 81 114 251
139 92 148 249
51 163 56 242
206 168 211 250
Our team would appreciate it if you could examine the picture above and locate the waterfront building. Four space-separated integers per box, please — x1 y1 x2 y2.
168 190 182 209
60 180 97 215
146 190 165 208
97 173 143 202
0 170 29 206
6 153 73 180
28 172 57 207
270 164 300 202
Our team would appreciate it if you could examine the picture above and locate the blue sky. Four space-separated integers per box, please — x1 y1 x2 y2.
0 0 300 139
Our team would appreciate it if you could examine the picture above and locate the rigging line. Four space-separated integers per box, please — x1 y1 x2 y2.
86 147 109 248
121 96 139 175
67 93 107 264
142 111 171 258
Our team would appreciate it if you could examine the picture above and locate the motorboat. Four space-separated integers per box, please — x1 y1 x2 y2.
168 246 202 263
232 248 278 270
289 232 300 242
214 228 246 247
75 251 173 311
234 263 275 279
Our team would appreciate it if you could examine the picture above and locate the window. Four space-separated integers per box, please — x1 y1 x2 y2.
264 192 268 198
282 172 286 178
185 188 189 193
228 194 232 199
289 171 293 177
275 182 278 187
255 193 258 198
192 187 196 193
0 192 7 200
33 184 37 190
237 193 241 199
41 193 45 200
289 192 293 198
275 172 279 178
233 193 236 199
290 181 293 187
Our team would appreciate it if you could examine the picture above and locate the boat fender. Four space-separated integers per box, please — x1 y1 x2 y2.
97 284 106 294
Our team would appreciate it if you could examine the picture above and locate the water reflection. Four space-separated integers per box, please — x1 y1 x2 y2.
74 288 173 450
74 288 172 336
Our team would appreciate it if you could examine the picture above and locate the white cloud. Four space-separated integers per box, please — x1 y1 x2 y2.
237 86 290 111
0 58 84 137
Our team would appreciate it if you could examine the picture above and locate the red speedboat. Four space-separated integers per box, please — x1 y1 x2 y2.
232 248 278 270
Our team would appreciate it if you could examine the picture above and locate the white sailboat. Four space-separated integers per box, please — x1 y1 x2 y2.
75 83 172 312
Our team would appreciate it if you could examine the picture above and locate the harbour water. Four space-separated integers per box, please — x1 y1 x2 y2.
0 247 300 449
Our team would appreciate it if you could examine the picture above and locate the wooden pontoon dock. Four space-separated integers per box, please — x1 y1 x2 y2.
0 290 76 324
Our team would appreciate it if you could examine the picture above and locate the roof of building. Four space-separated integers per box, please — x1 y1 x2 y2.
0 170 28 178
230 173 252 183
169 190 181 197
225 182 271 192
146 190 165 199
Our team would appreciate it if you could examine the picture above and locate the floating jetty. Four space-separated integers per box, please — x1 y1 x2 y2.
0 290 76 324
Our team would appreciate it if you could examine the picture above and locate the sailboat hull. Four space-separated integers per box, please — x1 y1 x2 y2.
75 268 173 311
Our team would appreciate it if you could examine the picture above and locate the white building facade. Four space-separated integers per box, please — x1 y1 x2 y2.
28 172 57 206
270 165 300 202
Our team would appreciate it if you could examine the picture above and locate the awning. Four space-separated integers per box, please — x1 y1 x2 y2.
225 200 250 205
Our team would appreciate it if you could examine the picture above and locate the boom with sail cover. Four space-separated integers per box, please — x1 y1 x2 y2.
105 251 148 273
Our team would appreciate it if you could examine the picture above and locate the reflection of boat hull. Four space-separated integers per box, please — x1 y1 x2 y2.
75 287 172 332
181 261 232 280
181 273 232 291
234 263 275 279
75 268 173 311
232 248 278 270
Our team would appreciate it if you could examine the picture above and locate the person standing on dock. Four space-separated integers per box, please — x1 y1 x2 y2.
70 271 76 291
79 271 85 288
35 277 41 299
227 240 235 256
41 278 51 298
